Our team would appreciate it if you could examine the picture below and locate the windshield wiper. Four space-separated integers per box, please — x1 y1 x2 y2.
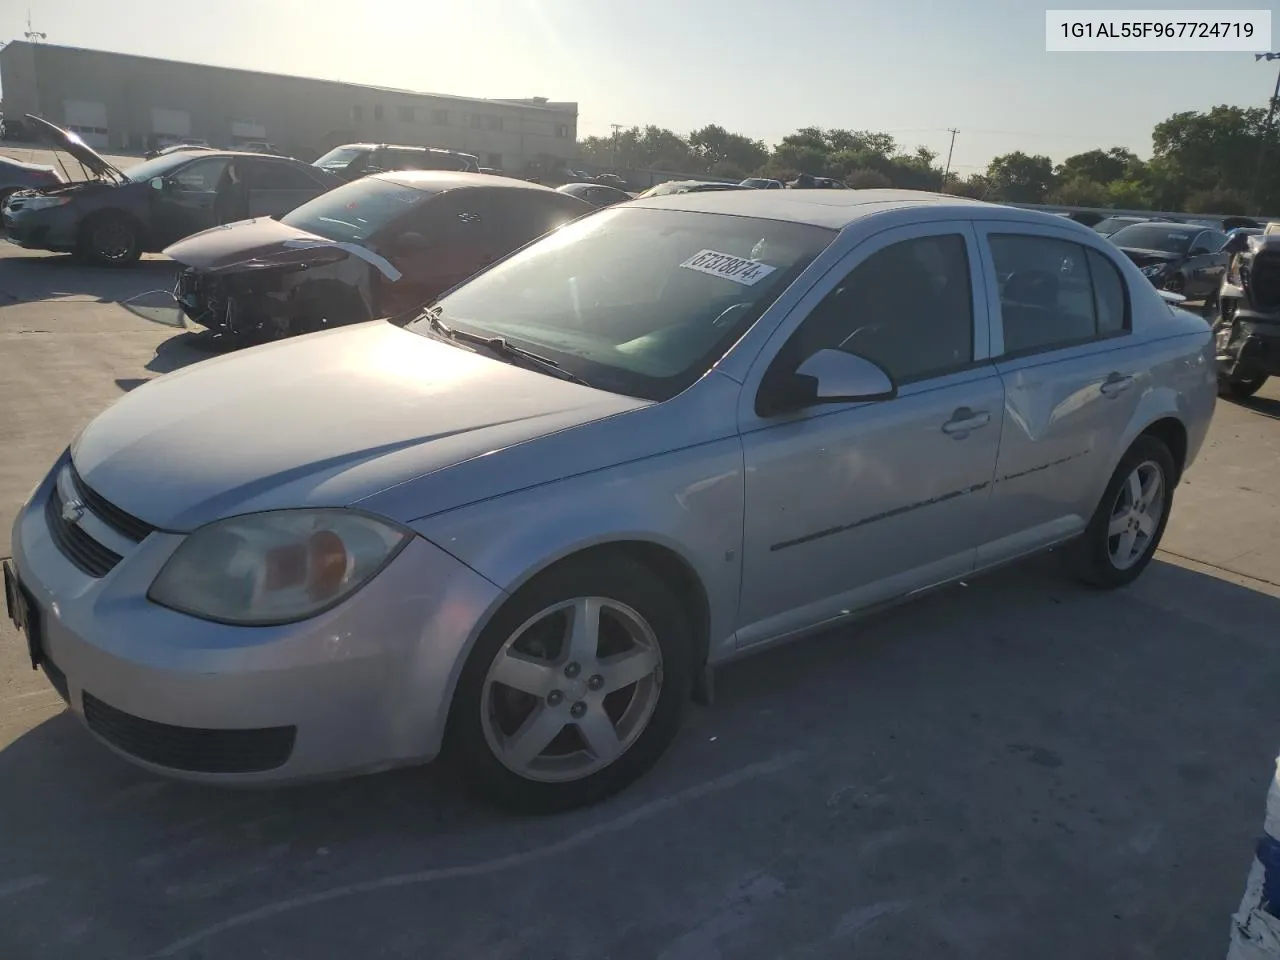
417 306 590 386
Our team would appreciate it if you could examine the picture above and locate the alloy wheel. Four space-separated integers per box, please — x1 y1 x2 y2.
1107 460 1165 570
480 596 663 783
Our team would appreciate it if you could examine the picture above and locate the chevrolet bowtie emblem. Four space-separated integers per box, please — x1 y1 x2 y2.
61 498 86 524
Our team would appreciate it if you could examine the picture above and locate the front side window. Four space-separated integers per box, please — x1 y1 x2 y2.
280 177 423 244
170 157 230 191
411 208 835 400
779 234 974 385
990 234 1126 355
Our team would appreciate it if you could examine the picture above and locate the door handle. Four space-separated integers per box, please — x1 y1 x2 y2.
1100 373 1133 398
941 408 991 437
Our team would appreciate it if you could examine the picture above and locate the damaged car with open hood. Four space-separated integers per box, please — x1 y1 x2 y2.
2 115 341 265
165 171 592 345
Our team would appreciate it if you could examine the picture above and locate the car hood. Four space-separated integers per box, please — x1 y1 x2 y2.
0 156 64 181
1118 247 1182 267
164 217 402 280
24 114 123 181
70 322 648 530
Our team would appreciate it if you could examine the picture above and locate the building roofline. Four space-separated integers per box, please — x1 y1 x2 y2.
0 40 577 113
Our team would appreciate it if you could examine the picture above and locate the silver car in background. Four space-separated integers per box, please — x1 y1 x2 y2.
4 190 1216 812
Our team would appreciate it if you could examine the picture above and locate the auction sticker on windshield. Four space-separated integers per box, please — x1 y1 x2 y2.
680 250 777 286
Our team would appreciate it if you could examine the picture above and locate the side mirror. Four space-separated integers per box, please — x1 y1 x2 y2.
394 230 430 251
149 177 167 192
761 349 896 416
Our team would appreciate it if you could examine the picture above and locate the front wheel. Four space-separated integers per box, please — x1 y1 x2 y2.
1072 435 1176 588
447 555 692 813
80 213 141 266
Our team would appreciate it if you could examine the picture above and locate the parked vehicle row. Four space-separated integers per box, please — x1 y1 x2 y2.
4 189 1216 812
313 142 481 180
3 115 342 265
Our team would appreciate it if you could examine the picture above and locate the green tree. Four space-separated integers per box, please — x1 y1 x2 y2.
688 124 768 175
1049 176 1109 206
1055 147 1143 186
846 168 893 189
985 152 1056 202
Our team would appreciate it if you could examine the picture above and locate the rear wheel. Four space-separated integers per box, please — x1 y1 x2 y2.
80 212 141 266
1072 435 1176 588
447 555 692 813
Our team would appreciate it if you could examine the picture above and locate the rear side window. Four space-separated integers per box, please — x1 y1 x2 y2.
989 235 1129 356
247 161 324 191
1086 248 1129 336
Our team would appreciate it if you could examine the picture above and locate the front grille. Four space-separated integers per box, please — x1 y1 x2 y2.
82 692 296 774
1251 253 1280 310
45 485 122 577
69 464 155 542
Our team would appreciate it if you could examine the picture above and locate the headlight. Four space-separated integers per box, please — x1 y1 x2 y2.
149 509 411 625
17 195 72 211
1140 263 1167 278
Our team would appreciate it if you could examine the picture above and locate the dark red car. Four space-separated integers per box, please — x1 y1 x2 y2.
166 170 592 345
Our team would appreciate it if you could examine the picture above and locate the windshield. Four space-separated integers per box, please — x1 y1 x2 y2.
410 207 836 401
314 145 368 169
1109 223 1197 254
118 153 200 183
281 177 422 244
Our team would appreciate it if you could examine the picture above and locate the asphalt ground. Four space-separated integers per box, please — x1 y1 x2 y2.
1 220 1279 960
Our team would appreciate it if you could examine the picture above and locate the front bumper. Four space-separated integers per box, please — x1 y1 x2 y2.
9 459 504 784
3 204 79 252
1219 309 1280 378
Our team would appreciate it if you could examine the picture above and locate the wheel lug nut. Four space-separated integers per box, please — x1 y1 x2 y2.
546 690 563 706
564 662 581 678
570 702 586 719
587 674 604 690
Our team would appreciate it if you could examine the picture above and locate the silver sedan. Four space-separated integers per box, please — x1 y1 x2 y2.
5 190 1217 812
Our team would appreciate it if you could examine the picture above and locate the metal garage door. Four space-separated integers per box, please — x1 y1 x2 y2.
151 108 192 139
63 100 109 148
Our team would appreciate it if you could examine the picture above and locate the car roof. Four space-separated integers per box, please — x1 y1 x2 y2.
341 142 475 156
374 170 555 192
630 188 1002 229
1114 221 1199 234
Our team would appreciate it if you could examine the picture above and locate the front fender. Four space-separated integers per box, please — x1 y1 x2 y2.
411 438 747 665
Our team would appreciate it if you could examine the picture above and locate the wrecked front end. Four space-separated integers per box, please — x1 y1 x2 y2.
172 245 371 344
1217 237 1280 381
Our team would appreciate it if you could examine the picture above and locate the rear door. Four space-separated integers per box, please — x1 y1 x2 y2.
243 159 331 218
973 222 1144 564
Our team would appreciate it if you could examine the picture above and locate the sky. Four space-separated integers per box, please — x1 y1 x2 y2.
2 0 1279 175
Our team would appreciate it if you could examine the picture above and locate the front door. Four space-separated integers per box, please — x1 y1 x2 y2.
150 155 230 247
1183 229 1229 300
973 222 1145 564
737 223 1003 647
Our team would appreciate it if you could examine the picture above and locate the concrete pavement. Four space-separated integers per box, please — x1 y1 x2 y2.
1 244 1279 959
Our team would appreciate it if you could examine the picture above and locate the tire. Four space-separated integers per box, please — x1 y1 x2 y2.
1218 374 1268 399
80 212 142 266
1072 435 1176 589
447 554 693 813
0 188 13 229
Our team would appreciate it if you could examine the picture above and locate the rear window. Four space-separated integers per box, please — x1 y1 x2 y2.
281 177 422 243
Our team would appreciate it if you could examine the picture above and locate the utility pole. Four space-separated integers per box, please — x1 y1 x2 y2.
942 128 959 191
610 123 624 172
1249 53 1280 216
24 9 47 42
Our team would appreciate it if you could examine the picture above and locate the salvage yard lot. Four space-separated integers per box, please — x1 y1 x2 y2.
1 239 1279 960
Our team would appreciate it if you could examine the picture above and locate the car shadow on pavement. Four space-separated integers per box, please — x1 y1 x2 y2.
0 254 178 305
114 332 229 392
1 556 1279 959
1237 394 1280 421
